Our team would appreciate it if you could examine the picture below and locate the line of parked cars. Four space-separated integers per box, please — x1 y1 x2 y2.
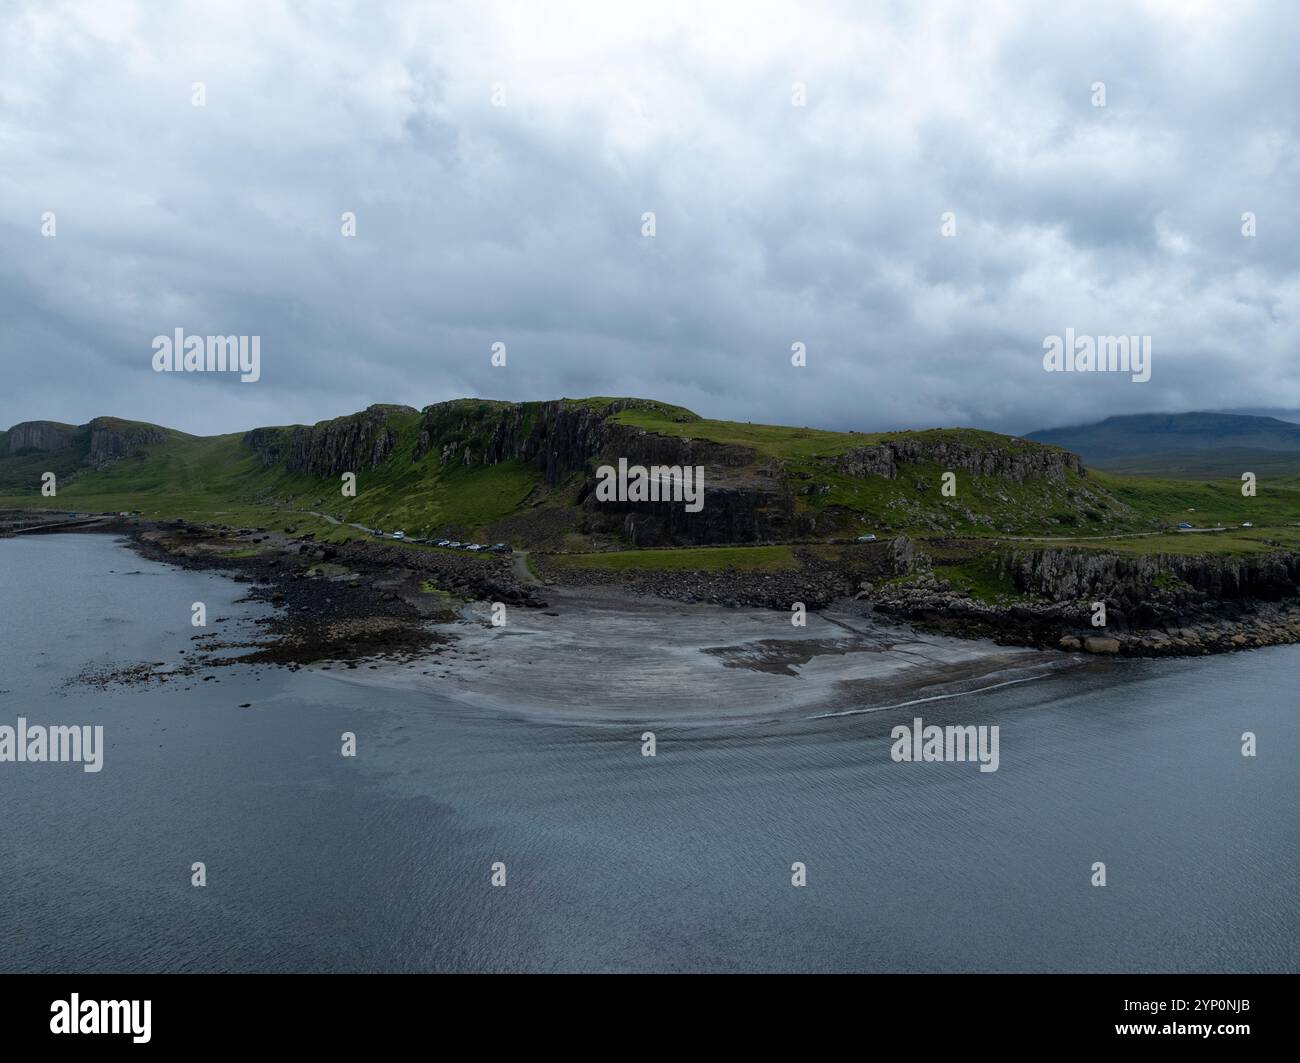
431 538 509 553
370 527 507 553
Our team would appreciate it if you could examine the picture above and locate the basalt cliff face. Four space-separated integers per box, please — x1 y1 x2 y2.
872 540 1300 656
835 437 1083 482
6 420 80 454
245 398 711 484
410 399 795 544
414 399 610 482
410 398 752 482
416 401 1082 488
87 418 168 467
1005 547 1300 605
246 405 417 477
4 418 167 469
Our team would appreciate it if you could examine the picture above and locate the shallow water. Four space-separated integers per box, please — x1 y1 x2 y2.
1 534 1296 971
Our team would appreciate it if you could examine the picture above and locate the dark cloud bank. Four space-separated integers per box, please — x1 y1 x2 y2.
2 1 1298 438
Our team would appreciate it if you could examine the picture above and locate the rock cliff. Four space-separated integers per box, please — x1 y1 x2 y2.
5 418 167 469
1005 546 1300 602
404 399 786 544
871 540 1300 656
245 405 417 477
835 435 1083 482
412 398 716 484
6 420 79 454
87 418 168 467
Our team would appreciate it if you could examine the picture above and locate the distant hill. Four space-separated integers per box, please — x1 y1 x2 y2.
10 399 1300 550
1026 412 1300 478
1 397 1137 545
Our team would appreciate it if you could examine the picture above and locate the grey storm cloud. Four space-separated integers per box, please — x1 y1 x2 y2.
2 0 1299 438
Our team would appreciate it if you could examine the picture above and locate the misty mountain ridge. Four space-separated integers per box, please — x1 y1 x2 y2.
1027 411 1300 478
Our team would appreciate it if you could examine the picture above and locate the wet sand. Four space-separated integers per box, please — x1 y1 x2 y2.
321 586 1079 724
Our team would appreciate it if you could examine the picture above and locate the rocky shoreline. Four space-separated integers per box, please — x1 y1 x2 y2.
868 573 1300 656
11 512 1300 664
123 519 546 668
879 539 1300 656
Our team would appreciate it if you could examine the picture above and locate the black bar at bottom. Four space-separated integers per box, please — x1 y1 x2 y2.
0 973 1290 1050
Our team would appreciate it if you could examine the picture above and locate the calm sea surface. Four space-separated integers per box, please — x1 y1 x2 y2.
1 533 1296 972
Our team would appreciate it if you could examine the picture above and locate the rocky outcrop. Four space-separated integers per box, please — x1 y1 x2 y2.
1004 547 1300 606
869 543 1300 657
835 436 1084 482
874 574 1300 657
6 420 78 453
88 418 167 467
597 480 798 547
412 399 787 545
5 417 167 468
835 445 897 479
244 405 416 477
243 426 290 468
412 398 720 485
602 422 754 471
415 399 607 482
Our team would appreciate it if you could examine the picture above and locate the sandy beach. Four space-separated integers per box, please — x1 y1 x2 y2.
319 586 1081 724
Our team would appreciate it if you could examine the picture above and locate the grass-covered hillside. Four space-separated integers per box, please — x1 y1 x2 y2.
4 398 1300 566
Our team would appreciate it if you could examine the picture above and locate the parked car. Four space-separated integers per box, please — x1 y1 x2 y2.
1178 522 1193 530
435 539 450 547
856 534 878 542
489 543 508 553
1242 522 1254 528
448 541 462 549
372 528 384 537
392 531 405 540
467 544 483 551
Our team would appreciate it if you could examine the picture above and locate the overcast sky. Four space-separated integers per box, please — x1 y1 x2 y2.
3 0 1298 438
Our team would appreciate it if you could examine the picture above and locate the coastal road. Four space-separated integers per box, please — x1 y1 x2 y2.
302 510 372 534
992 528 1241 542
992 531 1165 542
